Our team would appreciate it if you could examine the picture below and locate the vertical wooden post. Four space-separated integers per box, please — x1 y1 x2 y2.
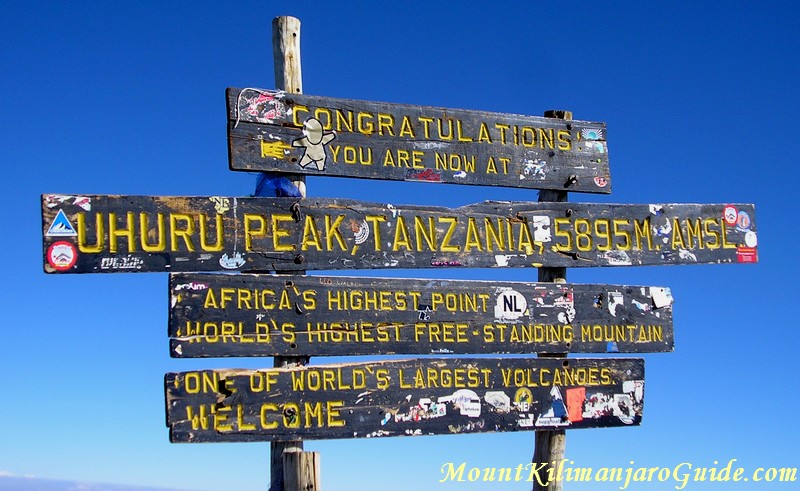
272 16 306 198
268 15 317 491
283 451 321 491
532 109 572 491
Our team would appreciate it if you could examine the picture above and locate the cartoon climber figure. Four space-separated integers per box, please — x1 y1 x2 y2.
292 117 336 171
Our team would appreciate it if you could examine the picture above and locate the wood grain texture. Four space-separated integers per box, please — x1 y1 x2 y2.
168 273 674 357
227 88 611 194
270 17 308 491
41 195 759 273
165 357 645 442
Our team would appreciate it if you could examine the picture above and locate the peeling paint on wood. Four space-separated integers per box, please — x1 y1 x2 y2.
168 273 674 357
227 88 611 194
42 195 758 273
164 357 644 442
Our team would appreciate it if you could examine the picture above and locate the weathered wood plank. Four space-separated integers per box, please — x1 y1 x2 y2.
42 194 758 273
164 357 644 442
168 273 674 356
227 88 611 194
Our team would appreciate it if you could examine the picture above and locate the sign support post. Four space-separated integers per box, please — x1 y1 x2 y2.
532 110 572 491
268 16 319 491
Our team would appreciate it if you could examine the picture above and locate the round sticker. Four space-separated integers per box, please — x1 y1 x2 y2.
514 387 533 408
723 206 738 226
47 241 77 271
745 230 758 247
736 211 751 231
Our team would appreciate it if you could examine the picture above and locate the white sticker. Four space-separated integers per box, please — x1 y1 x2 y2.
651 287 673 309
494 288 528 320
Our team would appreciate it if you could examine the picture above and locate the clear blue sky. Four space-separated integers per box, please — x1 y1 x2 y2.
2 1 798 490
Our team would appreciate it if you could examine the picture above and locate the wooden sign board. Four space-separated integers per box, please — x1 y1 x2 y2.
42 195 758 273
165 357 644 442
169 273 674 357
227 88 611 194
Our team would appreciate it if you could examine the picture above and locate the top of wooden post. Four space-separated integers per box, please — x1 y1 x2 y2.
273 16 302 94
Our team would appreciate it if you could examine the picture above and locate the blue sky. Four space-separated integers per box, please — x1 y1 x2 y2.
2 1 798 490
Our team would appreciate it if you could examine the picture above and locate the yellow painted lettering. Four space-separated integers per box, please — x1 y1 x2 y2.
670 218 686 249
244 214 266 251
365 215 386 251
554 218 572 251
477 122 492 143
377 113 394 136
327 401 346 427
484 218 506 251
335 109 353 133
357 112 374 135
169 214 194 252
557 129 572 150
574 218 592 252
237 404 256 430
437 119 454 140
634 217 653 250
486 157 497 174
464 217 483 252
414 216 437 251
393 215 412 251
418 116 434 138
77 213 105 253
199 214 224 252
439 216 460 252
383 148 395 166
203 289 218 308
304 402 323 428
516 220 534 254
721 220 737 249
703 218 721 249
325 214 347 251
291 105 309 126
685 218 703 249
594 218 611 251
456 120 473 142
271 214 294 252
301 215 322 251
140 213 166 252
108 212 135 253
538 128 555 149
495 123 510 144
399 116 415 137
260 403 279 429
613 219 631 250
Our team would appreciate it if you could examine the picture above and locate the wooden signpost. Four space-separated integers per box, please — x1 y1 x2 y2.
165 357 645 442
268 17 310 491
42 194 758 273
39 15 760 491
168 273 674 357
227 88 611 194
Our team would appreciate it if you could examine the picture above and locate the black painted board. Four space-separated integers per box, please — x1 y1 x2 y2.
42 194 758 273
169 273 674 357
165 357 644 442
227 88 611 194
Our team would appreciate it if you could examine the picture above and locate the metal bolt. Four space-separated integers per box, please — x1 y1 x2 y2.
290 202 302 221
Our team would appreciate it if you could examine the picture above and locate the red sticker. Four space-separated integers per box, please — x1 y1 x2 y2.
47 241 77 271
723 206 738 226
736 247 757 263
